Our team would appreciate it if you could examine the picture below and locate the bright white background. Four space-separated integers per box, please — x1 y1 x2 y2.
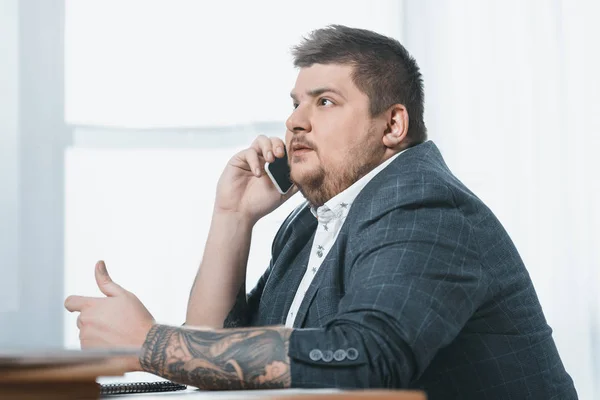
64 0 402 127
61 1 599 398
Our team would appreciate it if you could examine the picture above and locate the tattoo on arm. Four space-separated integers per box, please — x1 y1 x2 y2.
223 285 249 328
139 325 292 390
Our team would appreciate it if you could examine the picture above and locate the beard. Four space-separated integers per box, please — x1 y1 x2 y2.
291 125 384 208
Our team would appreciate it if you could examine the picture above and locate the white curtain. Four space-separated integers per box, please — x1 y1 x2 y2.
403 1 600 398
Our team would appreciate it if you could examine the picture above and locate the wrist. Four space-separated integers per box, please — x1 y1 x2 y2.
211 209 256 230
138 324 161 373
133 322 156 372
125 354 142 372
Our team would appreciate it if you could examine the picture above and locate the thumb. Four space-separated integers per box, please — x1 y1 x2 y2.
94 260 125 297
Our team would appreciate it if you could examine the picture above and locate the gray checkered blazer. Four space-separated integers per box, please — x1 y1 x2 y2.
231 141 577 399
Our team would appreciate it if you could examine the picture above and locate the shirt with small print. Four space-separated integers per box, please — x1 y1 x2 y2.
284 150 406 328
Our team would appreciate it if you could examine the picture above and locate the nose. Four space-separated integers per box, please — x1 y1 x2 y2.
285 105 312 134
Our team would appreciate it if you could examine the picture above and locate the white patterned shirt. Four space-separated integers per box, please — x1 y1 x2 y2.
284 150 406 327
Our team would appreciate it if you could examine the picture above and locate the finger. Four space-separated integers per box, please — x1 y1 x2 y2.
76 313 84 330
236 148 264 177
94 260 125 297
79 328 96 341
269 137 286 158
64 295 96 312
251 135 275 163
80 333 108 349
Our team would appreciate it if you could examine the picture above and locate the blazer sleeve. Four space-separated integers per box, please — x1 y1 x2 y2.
288 174 491 388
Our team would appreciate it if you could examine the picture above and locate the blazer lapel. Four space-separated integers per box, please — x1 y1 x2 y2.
262 204 317 324
293 245 340 328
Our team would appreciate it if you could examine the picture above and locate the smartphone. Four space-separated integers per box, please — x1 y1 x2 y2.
264 147 293 195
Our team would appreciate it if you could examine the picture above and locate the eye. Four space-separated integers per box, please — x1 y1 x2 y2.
292 102 299 109
318 98 334 106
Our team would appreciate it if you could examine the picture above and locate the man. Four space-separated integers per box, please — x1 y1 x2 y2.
64 25 577 399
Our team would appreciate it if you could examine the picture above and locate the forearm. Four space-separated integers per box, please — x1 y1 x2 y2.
186 212 253 328
139 324 292 390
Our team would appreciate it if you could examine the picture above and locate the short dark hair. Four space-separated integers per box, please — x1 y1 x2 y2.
292 25 427 145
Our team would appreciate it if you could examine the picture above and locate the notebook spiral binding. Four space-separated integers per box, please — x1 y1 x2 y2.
100 381 187 396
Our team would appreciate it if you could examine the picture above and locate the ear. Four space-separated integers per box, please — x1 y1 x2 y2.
382 104 409 149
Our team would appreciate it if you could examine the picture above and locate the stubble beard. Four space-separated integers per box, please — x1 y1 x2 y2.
292 126 384 208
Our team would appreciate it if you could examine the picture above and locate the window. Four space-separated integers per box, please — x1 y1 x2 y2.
64 0 403 128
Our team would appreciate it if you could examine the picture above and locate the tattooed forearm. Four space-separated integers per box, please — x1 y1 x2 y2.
223 285 249 328
139 324 292 390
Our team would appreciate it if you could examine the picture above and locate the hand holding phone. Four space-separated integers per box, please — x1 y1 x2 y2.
264 146 294 195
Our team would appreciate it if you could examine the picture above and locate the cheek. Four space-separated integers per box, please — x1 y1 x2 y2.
320 134 355 162
325 118 366 153
311 110 366 164
316 144 347 172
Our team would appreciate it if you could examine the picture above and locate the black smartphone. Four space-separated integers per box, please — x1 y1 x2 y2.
265 146 293 194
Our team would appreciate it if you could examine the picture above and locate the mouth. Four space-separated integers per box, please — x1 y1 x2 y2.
291 144 313 155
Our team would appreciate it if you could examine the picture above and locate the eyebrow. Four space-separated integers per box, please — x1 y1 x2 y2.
290 87 346 102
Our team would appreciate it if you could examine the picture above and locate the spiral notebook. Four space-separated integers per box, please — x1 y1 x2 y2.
100 380 187 396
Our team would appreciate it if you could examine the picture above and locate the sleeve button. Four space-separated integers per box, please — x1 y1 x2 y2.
309 349 322 361
346 347 359 360
321 350 333 362
333 349 347 361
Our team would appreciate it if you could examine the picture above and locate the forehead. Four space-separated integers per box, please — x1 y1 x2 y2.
292 64 361 97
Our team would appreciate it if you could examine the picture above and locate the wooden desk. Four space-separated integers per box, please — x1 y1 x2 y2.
99 373 426 399
104 388 426 399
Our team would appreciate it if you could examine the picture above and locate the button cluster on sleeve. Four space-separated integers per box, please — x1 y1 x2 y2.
308 347 359 362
